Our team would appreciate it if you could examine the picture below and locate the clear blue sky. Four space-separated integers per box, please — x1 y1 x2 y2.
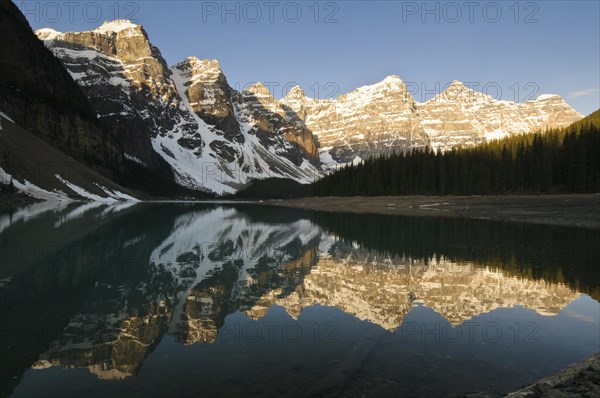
21 0 600 115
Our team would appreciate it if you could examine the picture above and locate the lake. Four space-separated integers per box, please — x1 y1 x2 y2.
1 202 598 397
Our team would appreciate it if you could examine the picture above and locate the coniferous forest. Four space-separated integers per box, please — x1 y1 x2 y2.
311 109 600 196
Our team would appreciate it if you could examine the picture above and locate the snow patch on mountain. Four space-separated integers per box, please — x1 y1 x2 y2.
93 19 139 34
536 94 562 101
0 111 15 123
124 153 147 167
55 175 138 202
1 167 69 201
35 28 61 40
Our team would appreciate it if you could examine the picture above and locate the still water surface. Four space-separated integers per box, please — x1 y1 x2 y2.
1 202 598 397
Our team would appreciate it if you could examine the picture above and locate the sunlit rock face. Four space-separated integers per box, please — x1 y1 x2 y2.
282 78 582 166
172 57 242 143
416 81 583 151
22 205 581 379
281 76 430 165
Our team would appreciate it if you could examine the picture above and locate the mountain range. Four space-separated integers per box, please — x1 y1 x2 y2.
0 0 584 197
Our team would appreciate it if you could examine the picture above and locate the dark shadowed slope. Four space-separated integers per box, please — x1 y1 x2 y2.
0 115 141 201
0 0 123 178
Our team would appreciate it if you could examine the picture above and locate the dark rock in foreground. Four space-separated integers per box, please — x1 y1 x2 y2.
505 353 600 398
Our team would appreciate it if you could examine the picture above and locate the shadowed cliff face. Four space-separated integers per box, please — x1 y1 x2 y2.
237 83 320 166
1 202 597 396
36 22 202 194
171 58 321 170
0 0 123 178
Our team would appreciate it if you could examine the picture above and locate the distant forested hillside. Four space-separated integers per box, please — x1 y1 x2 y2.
311 109 600 196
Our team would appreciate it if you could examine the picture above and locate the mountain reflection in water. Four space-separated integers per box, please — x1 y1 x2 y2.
1 202 598 397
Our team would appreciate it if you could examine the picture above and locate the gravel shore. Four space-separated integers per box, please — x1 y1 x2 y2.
268 194 600 230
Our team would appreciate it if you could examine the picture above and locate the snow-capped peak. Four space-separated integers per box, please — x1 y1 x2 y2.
448 79 466 89
35 28 62 40
341 75 409 102
174 57 223 82
367 75 406 91
93 20 139 34
35 21 141 42
431 80 491 104
285 85 306 99
382 75 404 84
444 80 482 95
535 94 562 101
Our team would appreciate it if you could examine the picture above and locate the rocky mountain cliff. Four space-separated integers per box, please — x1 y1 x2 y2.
37 22 321 194
282 78 583 166
37 22 220 193
282 76 431 165
416 80 584 151
0 0 122 178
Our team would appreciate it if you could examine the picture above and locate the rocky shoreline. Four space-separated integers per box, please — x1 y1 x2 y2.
503 353 600 398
